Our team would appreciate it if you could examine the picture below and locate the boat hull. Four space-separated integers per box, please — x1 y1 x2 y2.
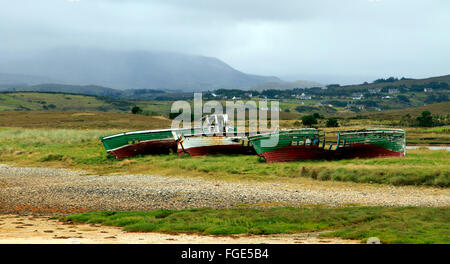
101 127 202 159
249 129 324 163
179 136 254 156
108 139 177 159
258 145 327 163
334 143 405 159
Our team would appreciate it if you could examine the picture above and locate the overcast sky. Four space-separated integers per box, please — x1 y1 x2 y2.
0 0 449 84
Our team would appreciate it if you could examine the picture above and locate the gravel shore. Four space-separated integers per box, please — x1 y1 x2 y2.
0 164 449 214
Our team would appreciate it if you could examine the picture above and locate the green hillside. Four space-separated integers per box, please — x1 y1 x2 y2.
0 92 134 112
0 92 174 117
338 74 450 92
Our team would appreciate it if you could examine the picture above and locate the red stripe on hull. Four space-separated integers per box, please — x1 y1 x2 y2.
260 145 327 163
108 139 176 159
334 143 404 159
185 145 255 156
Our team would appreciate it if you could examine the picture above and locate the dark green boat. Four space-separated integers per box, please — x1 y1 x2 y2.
334 129 406 158
101 127 201 159
248 129 326 163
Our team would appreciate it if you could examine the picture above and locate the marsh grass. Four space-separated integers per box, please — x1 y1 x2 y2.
64 206 450 244
0 128 448 186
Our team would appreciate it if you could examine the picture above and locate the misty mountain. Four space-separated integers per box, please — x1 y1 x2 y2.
0 48 280 92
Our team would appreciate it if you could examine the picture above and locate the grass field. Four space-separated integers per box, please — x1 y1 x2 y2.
63 206 450 244
0 110 448 244
0 127 448 187
0 110 449 143
0 92 132 112
0 111 171 129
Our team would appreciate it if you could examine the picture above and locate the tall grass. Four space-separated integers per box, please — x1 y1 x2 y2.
0 128 448 187
0 128 116 145
64 206 450 244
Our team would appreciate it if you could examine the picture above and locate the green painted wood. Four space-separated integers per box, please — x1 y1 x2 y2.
338 129 406 153
100 128 200 151
248 129 321 154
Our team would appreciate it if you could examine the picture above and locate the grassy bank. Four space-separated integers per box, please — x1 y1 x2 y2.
64 206 450 244
0 127 448 187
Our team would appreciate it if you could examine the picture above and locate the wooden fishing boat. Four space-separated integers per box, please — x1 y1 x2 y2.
248 129 326 163
333 129 406 159
177 133 255 156
176 114 255 156
101 127 201 159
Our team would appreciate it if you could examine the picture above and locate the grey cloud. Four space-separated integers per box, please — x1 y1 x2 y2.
0 0 449 84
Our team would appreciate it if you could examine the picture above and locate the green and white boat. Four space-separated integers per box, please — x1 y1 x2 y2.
334 128 406 158
248 129 326 163
101 127 201 159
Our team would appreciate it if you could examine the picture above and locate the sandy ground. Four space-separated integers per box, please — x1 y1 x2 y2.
0 214 359 244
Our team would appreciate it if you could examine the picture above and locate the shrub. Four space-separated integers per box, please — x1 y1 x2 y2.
302 115 318 127
326 118 339 127
416 111 434 127
131 105 143 114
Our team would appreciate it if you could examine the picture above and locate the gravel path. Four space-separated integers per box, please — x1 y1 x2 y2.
0 164 449 213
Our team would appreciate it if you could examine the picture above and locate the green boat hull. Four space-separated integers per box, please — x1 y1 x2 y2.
248 129 325 162
101 127 201 159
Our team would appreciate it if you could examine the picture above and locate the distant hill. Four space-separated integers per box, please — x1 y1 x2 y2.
0 92 134 112
0 84 123 98
366 101 450 119
251 80 324 91
0 91 174 116
0 47 280 91
337 74 450 92
0 83 193 100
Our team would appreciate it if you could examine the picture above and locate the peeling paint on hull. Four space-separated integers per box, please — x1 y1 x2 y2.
108 139 176 159
184 144 255 156
334 143 405 159
260 145 328 163
260 144 404 163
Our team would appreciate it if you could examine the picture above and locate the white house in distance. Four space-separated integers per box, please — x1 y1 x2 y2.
296 93 312 100
351 93 364 100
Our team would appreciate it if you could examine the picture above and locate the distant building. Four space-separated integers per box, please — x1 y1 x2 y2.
388 89 399 94
368 88 381 94
424 88 433 93
346 103 365 110
352 93 363 100
297 93 312 100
